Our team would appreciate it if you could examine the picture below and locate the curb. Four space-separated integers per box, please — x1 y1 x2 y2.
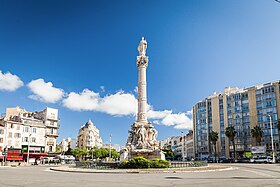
50 165 234 174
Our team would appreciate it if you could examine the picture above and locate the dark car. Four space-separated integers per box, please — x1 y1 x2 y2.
219 158 235 163
236 157 250 163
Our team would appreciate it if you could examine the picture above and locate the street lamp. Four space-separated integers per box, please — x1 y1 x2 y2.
181 131 185 162
27 133 31 164
109 134 112 161
266 114 275 163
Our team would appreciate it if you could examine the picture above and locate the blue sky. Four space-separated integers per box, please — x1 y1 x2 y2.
0 0 280 146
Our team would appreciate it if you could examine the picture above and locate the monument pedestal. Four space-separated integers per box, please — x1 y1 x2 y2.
130 149 165 160
120 121 165 161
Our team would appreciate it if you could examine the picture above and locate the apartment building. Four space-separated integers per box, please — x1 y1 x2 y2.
0 106 60 157
77 120 102 150
160 133 194 161
193 81 280 160
34 107 59 153
59 137 77 152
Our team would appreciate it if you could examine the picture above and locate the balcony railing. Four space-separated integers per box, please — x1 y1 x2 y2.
45 132 59 137
45 124 60 129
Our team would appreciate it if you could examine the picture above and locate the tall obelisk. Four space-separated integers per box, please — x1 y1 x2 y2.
122 37 165 161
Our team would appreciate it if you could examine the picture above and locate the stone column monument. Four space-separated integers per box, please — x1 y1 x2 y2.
120 37 165 161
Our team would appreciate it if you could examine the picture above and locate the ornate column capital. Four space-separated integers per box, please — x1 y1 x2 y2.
136 55 148 68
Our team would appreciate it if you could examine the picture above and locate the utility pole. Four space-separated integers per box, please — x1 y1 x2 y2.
27 133 31 164
181 131 185 161
109 134 112 161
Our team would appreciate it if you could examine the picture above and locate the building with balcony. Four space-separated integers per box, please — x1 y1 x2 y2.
193 80 280 160
0 120 6 158
186 130 194 160
77 120 102 150
160 136 185 160
59 137 77 152
34 107 60 153
3 106 60 154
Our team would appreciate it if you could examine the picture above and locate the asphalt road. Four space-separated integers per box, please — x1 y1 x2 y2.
1 163 280 187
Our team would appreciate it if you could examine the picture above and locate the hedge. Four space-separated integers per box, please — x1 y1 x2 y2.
119 157 170 169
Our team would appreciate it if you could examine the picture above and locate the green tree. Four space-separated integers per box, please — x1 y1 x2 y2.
71 148 82 160
162 148 175 160
251 126 263 146
71 148 88 161
88 147 120 160
81 149 89 160
111 149 120 160
225 126 237 159
209 131 219 162
56 146 62 153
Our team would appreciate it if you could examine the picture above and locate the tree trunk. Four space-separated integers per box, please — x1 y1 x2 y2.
214 142 217 163
233 140 236 160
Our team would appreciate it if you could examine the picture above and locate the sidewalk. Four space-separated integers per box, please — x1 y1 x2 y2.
50 164 233 174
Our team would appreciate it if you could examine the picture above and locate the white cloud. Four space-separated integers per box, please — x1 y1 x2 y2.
147 110 172 119
63 89 137 116
27 79 64 103
100 86 105 92
62 87 192 129
148 109 193 130
62 89 99 111
161 112 193 129
98 91 137 115
0 70 24 91
133 86 138 93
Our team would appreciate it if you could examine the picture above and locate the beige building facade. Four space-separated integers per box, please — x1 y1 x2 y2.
193 81 280 160
77 120 102 150
1 106 59 156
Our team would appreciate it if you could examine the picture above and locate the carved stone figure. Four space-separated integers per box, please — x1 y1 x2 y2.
137 37 147 56
137 126 146 143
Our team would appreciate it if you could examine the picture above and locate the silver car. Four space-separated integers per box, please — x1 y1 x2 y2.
250 156 273 163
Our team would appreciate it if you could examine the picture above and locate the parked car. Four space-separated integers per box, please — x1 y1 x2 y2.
250 156 273 163
219 158 235 163
236 157 250 163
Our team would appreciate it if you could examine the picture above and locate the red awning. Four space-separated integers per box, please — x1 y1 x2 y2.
6 156 23 161
22 153 48 158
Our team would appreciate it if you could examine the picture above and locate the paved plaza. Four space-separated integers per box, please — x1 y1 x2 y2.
1 164 280 187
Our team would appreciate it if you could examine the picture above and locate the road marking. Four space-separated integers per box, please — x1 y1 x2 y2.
241 169 275 178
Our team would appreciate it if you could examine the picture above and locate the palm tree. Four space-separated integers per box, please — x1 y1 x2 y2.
251 126 263 146
209 131 219 162
225 126 237 159
277 119 280 145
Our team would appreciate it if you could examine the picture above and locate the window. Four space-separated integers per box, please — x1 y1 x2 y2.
14 133 21 138
23 127 29 133
0 138 3 143
8 132 12 138
0 129 4 134
23 137 28 142
16 125 20 130
31 137 36 143
32 128 36 134
50 121 54 126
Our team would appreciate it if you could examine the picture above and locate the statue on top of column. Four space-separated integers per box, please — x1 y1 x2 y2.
138 37 147 57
